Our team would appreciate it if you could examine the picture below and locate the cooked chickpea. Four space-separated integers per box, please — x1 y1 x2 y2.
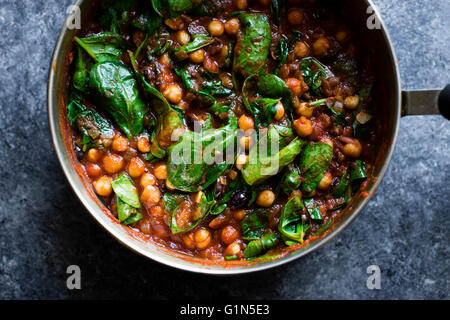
318 172 333 190
102 154 124 173
93 176 113 197
182 233 195 249
189 49 205 64
288 9 303 25
234 0 248 10
194 228 211 249
128 157 145 178
343 140 362 158
236 154 249 170
163 84 183 104
85 163 102 178
86 148 102 162
140 185 161 205
224 242 241 257
159 53 171 67
322 137 334 149
285 78 303 96
140 173 156 188
239 136 253 151
258 0 271 6
274 101 285 120
295 102 314 118
256 190 275 207
208 20 224 37
177 30 190 45
293 116 313 137
224 18 240 35
149 205 163 217
112 136 128 152
336 30 349 42
154 164 168 180
221 225 239 245
313 37 330 56
294 41 309 58
238 115 254 131
344 95 360 109
137 137 151 153
233 209 247 221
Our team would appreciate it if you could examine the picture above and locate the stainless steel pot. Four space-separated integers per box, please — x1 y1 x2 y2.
47 0 449 274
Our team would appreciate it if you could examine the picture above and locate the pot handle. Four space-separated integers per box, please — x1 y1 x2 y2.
402 84 450 120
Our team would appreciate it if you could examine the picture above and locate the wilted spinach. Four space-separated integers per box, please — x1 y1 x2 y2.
299 142 333 194
280 165 302 195
111 173 142 225
171 34 214 61
152 0 217 18
243 233 280 259
241 209 268 240
303 198 322 220
233 13 272 76
278 195 309 243
300 57 333 96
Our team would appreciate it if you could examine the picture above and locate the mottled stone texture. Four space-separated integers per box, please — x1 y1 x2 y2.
0 0 448 299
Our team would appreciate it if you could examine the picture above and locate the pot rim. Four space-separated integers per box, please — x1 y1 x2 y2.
47 0 401 275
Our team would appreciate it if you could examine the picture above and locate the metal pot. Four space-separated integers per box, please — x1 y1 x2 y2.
47 0 449 274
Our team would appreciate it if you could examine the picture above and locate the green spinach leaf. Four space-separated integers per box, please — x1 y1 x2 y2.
280 165 302 195
278 195 309 243
299 142 333 194
303 198 322 220
241 209 268 240
243 233 280 259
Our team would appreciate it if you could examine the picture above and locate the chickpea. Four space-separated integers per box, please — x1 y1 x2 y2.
85 162 102 178
93 176 113 197
343 140 362 158
86 148 102 162
294 41 309 58
233 209 247 221
112 136 128 152
163 84 183 104
285 78 303 96
256 190 275 207
102 154 124 173
189 49 205 64
313 37 330 56
238 115 254 131
224 18 240 35
128 157 145 178
322 137 334 149
221 225 239 245
236 154 249 170
176 30 190 45
140 173 156 188
259 0 271 6
336 30 349 42
288 9 303 25
239 136 253 151
318 172 333 190
208 20 224 37
154 164 168 180
234 0 248 10
344 95 360 109
183 233 195 249
140 185 161 205
293 116 313 137
194 228 211 249
274 101 285 120
159 53 171 67
296 102 314 118
224 242 241 257
137 137 151 153
150 205 163 217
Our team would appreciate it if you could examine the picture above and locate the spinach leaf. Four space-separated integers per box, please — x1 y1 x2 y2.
117 198 143 225
278 195 309 243
152 0 193 18
303 198 322 220
350 160 367 190
332 172 348 198
241 209 268 240
300 57 333 96
171 34 214 61
299 142 333 194
162 192 213 234
271 0 286 25
167 117 238 192
89 61 147 139
243 233 280 259
280 165 302 195
273 36 288 75
242 126 305 185
67 100 115 151
111 173 141 209
233 13 272 76
129 52 185 160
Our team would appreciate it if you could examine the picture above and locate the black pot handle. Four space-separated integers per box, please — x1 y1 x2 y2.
402 84 450 120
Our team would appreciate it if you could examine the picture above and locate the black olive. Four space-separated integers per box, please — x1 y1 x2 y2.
229 190 250 209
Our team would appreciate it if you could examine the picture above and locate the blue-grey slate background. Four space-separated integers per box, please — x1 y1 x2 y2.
0 0 448 299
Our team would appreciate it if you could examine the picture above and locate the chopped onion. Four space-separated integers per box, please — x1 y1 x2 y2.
333 100 344 113
356 111 372 124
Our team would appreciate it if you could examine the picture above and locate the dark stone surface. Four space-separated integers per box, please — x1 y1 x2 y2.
0 0 448 299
